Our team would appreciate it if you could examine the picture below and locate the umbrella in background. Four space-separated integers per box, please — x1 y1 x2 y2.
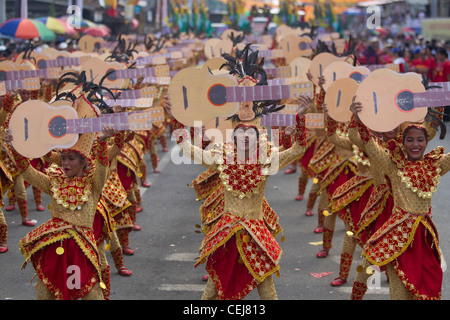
83 27 110 37
0 18 55 41
36 17 70 34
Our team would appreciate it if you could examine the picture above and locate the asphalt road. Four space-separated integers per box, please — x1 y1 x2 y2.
1 128 450 303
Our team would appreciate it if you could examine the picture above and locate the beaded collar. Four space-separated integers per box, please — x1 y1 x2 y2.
47 163 94 211
215 134 274 199
388 140 444 199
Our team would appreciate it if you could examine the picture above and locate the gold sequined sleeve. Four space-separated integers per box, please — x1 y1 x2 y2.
178 138 219 171
348 115 372 152
326 115 353 151
92 139 109 198
439 153 450 176
274 114 307 170
22 166 52 195
348 116 395 173
172 119 219 171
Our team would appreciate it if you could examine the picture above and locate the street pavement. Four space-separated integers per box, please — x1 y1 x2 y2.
1 128 450 302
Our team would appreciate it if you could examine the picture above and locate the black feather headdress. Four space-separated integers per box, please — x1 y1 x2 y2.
219 44 285 123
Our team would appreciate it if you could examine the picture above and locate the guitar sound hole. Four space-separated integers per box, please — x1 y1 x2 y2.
37 60 47 69
207 84 227 106
48 116 67 138
395 90 414 112
349 72 363 83
299 42 308 50
106 69 117 81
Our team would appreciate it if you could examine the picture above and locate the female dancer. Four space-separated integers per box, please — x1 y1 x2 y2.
347 101 449 300
8 93 117 300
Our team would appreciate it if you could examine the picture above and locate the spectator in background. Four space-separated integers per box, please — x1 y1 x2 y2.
410 48 431 77
391 48 408 72
432 47 450 82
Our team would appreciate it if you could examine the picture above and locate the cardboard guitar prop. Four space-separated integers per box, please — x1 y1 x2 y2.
260 112 324 129
168 67 313 127
356 68 450 132
80 57 170 89
279 34 313 63
323 62 402 122
322 61 370 92
309 52 345 87
9 100 164 158
0 78 41 95
324 77 360 122
266 57 312 86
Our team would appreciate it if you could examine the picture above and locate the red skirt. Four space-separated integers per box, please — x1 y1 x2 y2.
31 237 99 300
206 235 258 300
394 222 442 299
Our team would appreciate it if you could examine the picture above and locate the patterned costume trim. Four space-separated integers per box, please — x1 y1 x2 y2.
362 207 439 267
388 141 444 199
331 175 373 213
47 164 93 211
355 184 391 237
318 158 358 194
308 139 336 176
196 212 282 282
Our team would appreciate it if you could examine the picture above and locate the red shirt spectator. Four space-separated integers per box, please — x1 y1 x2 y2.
410 49 432 76
432 48 450 82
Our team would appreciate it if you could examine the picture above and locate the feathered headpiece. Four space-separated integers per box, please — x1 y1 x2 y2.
219 44 285 128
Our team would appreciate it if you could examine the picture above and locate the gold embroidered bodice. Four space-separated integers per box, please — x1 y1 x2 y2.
19 143 109 228
179 132 306 220
349 122 450 215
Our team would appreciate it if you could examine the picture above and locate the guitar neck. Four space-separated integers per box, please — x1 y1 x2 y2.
265 67 291 78
412 90 450 109
112 66 169 79
6 69 46 81
38 56 84 69
224 83 312 102
2 79 40 91
260 113 296 127
65 111 155 134
260 113 323 128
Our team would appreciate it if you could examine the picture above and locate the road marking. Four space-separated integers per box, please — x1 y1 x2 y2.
158 284 205 292
164 253 199 261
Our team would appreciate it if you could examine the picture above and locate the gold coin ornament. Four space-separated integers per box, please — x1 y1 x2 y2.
366 266 376 275
243 235 251 243
56 247 64 255
323 210 330 217
99 282 107 290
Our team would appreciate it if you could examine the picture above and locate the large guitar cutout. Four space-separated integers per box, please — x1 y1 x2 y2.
168 67 239 127
309 52 343 87
325 77 360 122
356 69 428 132
168 67 313 127
9 100 164 158
280 35 313 63
322 61 370 92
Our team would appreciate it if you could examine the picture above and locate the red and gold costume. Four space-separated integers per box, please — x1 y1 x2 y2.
315 116 357 257
347 115 450 299
306 88 333 232
172 111 307 300
13 94 111 300
116 135 145 236
325 115 375 286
